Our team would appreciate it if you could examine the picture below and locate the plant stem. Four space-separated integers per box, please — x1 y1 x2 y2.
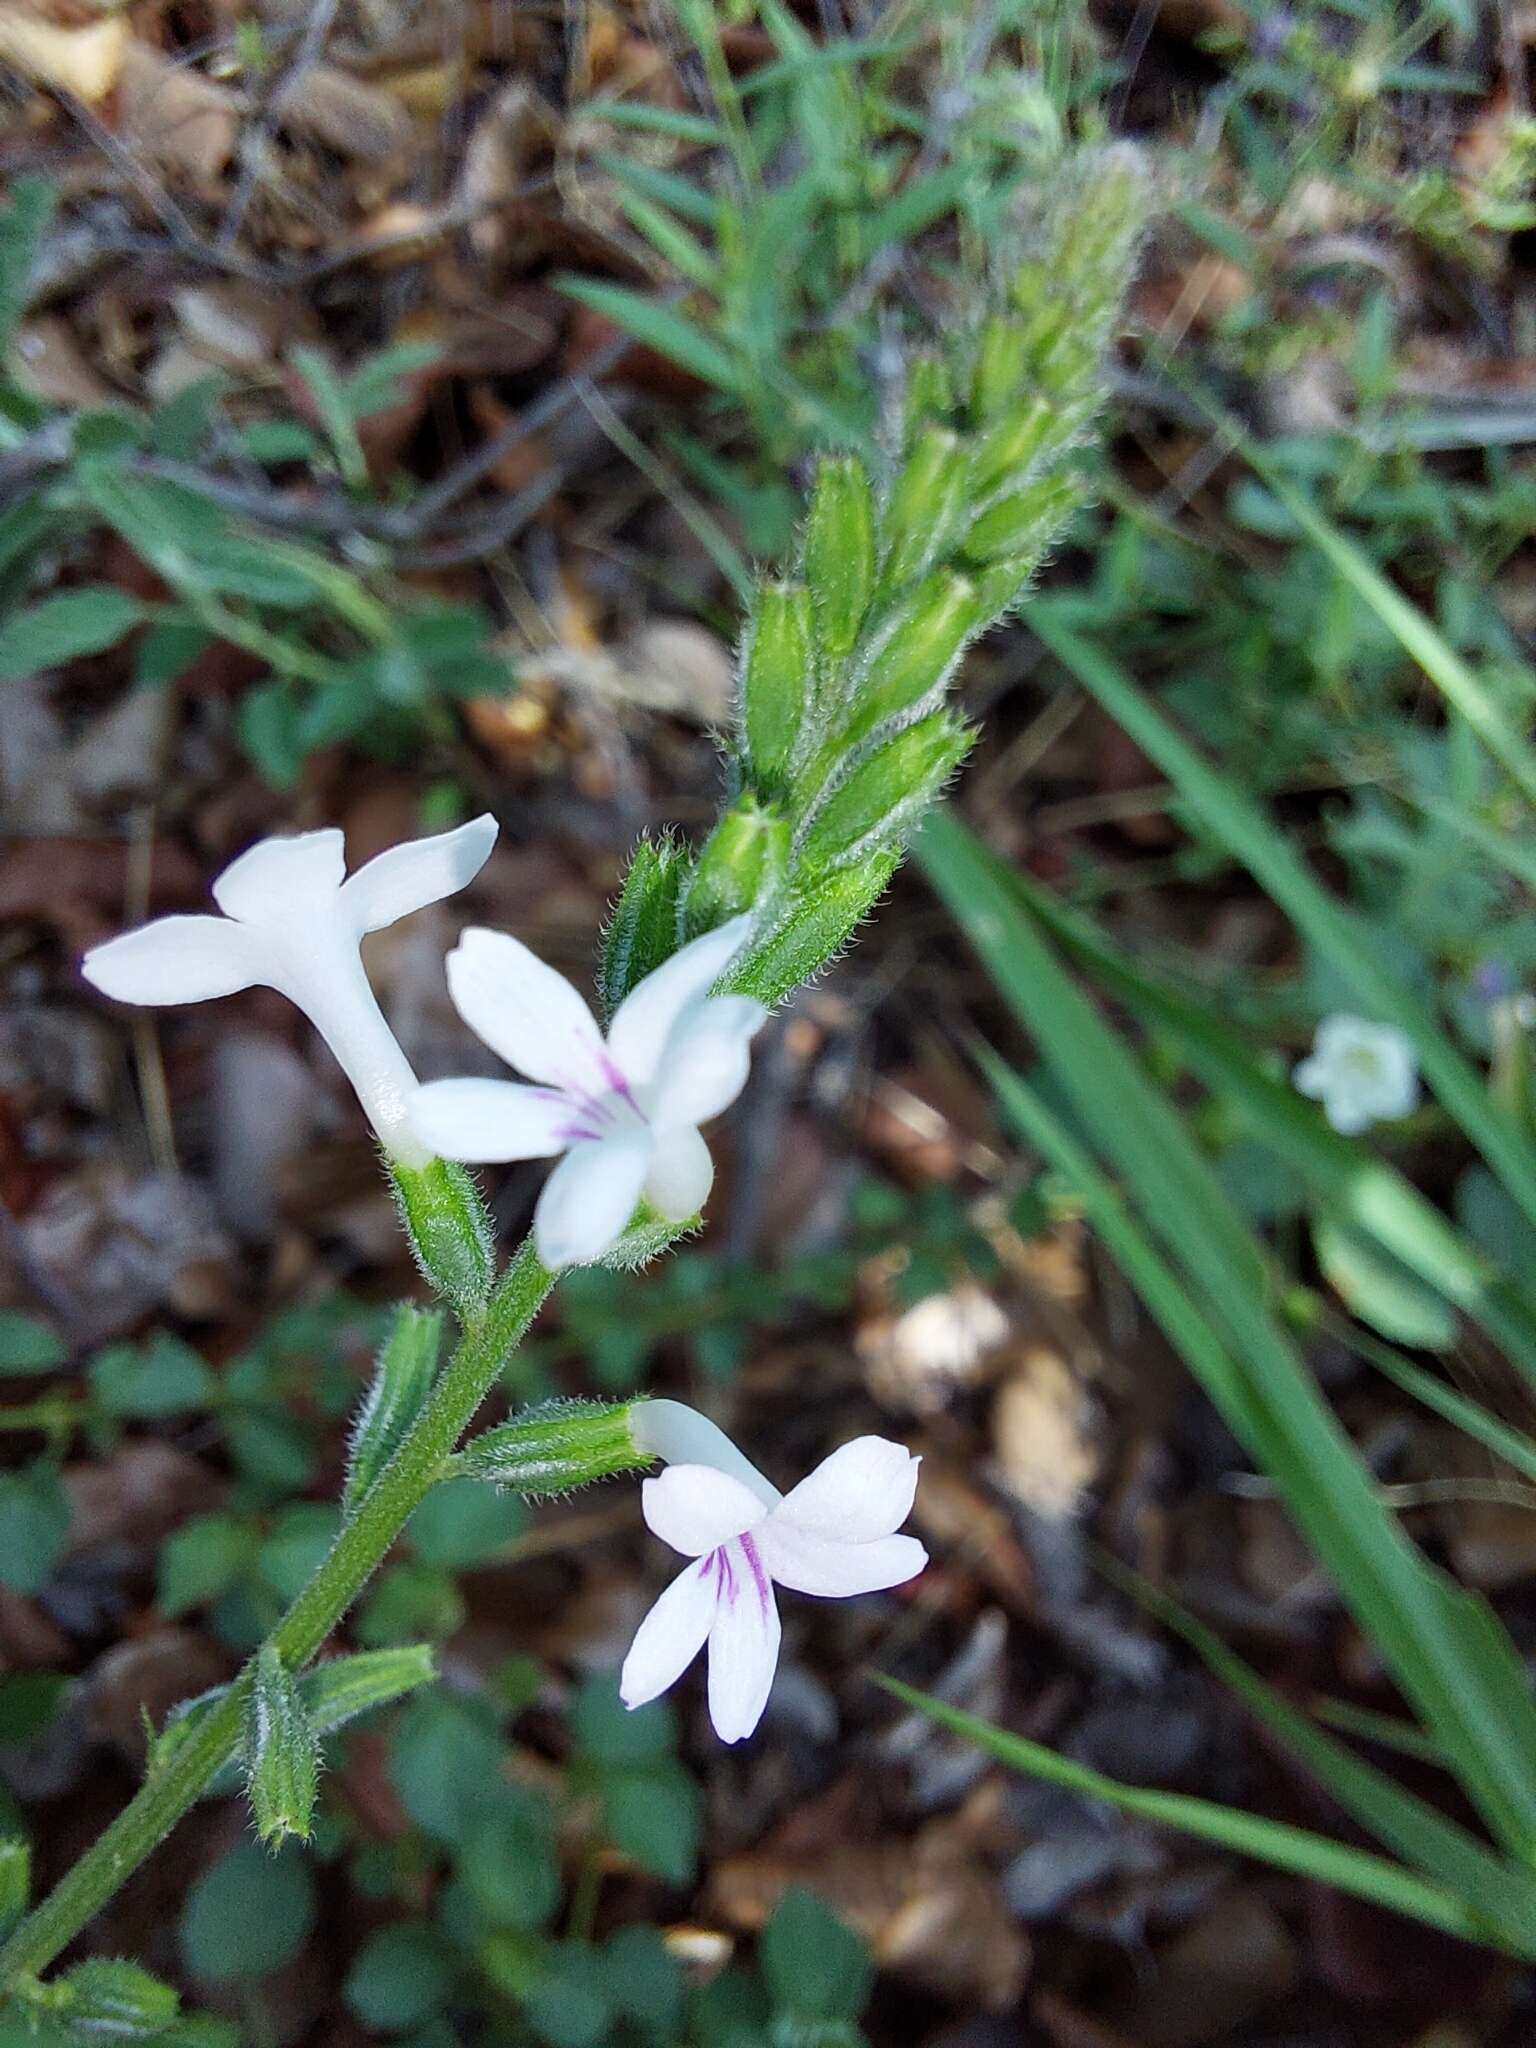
0 1240 555 1991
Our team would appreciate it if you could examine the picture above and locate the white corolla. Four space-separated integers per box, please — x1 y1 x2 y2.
619 1399 928 1744
1294 1014 1419 1136
81 819 497 1165
409 917 766 1269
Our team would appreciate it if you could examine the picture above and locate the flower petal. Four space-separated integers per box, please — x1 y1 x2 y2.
81 916 259 1005
705 1535 781 1743
211 829 346 923
644 1124 715 1220
532 1129 652 1268
628 1399 781 1508
409 1078 574 1163
607 915 753 1085
642 1464 769 1556
620 1558 717 1710
772 1436 921 1542
649 996 766 1130
1292 1055 1328 1102
446 928 609 1093
340 815 497 934
755 1522 927 1598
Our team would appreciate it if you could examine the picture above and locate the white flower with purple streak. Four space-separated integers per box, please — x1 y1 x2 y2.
619 1399 928 1743
409 916 765 1269
81 817 498 1166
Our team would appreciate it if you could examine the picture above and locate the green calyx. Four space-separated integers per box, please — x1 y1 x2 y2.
455 1398 651 1498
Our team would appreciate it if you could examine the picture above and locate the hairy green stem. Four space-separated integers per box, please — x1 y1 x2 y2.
0 1240 555 1991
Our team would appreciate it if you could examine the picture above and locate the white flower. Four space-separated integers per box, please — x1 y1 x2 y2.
619 1398 927 1744
409 917 765 1269
81 818 497 1166
1294 1014 1419 1136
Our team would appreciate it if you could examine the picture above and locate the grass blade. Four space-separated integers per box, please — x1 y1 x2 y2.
919 807 1536 1858
876 1679 1502 1949
1005 863 1536 1387
1027 607 1536 1238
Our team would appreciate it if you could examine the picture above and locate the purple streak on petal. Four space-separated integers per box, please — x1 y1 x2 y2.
602 1051 642 1111
738 1531 772 1618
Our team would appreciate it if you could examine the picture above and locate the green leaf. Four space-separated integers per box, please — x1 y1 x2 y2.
525 1943 615 2048
1220 410 1536 811
0 176 55 359
1312 1214 1456 1349
0 588 144 680
759 1888 873 2022
57 1957 179 2039
387 1691 505 1844
0 1837 29 1939
158 1514 256 1619
356 1561 465 1648
571 1674 673 1767
179 1842 316 1983
345 1921 456 2034
877 1678 1505 1950
256 1505 339 1602
406 1478 526 1569
89 1335 214 1418
556 278 745 396
300 1644 436 1739
0 1672 67 1744
601 1762 700 1884
602 1926 685 2037
458 1788 561 1930
0 1469 70 1594
0 1312 64 1375
289 345 369 491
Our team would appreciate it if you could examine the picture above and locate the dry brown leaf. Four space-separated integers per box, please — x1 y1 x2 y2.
992 1348 1099 1521
280 64 414 162
911 1458 1036 1610
708 1786 1029 2010
13 318 115 408
119 44 239 184
0 9 126 101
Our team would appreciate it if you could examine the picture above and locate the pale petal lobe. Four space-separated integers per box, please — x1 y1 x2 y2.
82 916 259 1005
532 1128 652 1268
620 1559 717 1709
409 1078 572 1162
211 829 346 921
341 815 497 933
705 1536 781 1743
608 915 752 1083
649 996 767 1131
446 928 609 1092
774 1437 921 1542
642 1464 769 1555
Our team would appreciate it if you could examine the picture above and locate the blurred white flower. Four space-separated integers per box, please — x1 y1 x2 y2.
410 917 764 1268
620 1399 927 1743
1294 1014 1419 1136
82 818 497 1165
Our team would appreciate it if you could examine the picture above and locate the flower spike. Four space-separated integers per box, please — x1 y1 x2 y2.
82 818 497 1165
410 916 766 1267
620 1399 927 1743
